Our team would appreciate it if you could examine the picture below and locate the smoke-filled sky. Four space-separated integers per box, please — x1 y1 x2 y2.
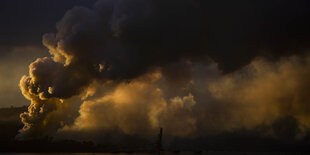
0 0 97 107
2 0 310 142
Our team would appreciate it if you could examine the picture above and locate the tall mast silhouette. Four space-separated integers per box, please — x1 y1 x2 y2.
157 128 163 155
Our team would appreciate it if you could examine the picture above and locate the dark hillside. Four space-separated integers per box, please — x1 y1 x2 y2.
0 106 27 142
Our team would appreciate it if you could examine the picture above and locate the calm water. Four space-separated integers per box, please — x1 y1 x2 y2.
1 153 308 155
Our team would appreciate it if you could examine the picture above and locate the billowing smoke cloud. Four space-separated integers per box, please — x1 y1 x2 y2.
18 0 310 141
54 56 310 141
0 45 47 108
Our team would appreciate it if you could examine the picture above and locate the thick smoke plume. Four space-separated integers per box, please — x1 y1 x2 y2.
56 56 310 142
18 0 310 141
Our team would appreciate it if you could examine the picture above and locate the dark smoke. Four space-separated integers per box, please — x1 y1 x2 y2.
18 0 310 140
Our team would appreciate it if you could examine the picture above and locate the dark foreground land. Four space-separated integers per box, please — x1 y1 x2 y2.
0 106 310 153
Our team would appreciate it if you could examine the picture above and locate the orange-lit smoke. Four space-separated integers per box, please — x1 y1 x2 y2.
17 0 310 141
53 56 310 141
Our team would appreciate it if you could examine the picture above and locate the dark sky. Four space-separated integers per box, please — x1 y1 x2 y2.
1 0 310 54
0 0 97 47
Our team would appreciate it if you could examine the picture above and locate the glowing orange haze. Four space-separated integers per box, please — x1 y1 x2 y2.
18 54 310 141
